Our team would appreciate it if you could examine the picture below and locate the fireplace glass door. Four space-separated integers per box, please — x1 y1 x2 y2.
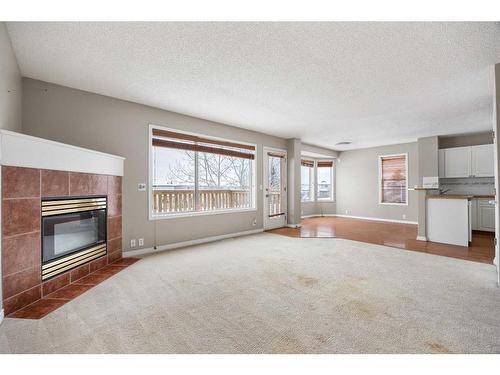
42 209 106 263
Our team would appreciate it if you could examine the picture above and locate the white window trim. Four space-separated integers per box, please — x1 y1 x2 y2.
378 153 409 206
148 124 257 220
300 160 315 203
316 159 335 202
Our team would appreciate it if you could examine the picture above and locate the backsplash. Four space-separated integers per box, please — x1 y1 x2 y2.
439 177 495 195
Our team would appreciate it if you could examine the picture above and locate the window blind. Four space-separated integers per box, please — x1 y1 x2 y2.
380 155 407 204
301 159 314 167
317 160 333 168
152 128 255 160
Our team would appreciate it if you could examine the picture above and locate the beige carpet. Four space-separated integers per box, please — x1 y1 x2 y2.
1 233 499 353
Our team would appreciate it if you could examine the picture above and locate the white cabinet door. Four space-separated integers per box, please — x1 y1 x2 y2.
438 149 445 178
478 199 495 232
471 199 478 230
471 144 494 177
444 146 471 178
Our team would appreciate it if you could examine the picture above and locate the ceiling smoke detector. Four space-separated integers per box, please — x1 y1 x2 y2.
335 141 352 146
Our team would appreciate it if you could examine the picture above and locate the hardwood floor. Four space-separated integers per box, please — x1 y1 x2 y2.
268 216 495 264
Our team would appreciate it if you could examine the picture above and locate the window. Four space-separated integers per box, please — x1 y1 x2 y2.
379 154 407 205
301 159 314 202
316 160 334 200
150 126 256 217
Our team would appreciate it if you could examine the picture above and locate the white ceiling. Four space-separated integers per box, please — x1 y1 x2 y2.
6 22 500 150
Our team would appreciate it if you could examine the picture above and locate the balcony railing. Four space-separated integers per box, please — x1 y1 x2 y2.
153 189 251 214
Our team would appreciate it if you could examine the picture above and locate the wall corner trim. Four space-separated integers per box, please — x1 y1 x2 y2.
416 236 428 241
123 228 265 258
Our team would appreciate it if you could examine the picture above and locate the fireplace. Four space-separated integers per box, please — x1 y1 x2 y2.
41 196 107 280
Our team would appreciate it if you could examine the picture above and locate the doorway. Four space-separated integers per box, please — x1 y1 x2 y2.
263 147 287 230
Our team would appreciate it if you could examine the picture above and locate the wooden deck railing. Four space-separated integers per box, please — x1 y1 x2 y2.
153 189 251 213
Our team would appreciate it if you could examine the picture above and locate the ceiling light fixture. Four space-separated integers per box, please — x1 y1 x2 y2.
335 141 352 146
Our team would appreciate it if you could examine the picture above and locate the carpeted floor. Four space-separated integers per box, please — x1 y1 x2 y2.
1 233 499 353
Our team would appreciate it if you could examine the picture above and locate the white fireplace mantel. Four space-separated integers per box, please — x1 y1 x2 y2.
0 130 125 176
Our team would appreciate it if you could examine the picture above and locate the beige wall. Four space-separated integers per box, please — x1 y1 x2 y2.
336 142 419 223
22 78 289 253
0 23 22 132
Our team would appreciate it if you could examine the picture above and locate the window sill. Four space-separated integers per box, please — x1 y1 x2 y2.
379 202 408 206
317 199 335 203
150 207 257 220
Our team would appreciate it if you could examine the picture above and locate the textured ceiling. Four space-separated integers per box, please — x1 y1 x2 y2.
6 22 500 150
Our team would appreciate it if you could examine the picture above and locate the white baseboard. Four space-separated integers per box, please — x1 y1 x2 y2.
0 309 4 325
287 224 302 228
416 236 427 241
303 213 417 225
123 228 264 258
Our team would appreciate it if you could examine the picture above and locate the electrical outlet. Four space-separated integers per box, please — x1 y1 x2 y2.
402 214 407 220
345 210 349 214
130 239 136 247
138 238 144 246
252 218 257 226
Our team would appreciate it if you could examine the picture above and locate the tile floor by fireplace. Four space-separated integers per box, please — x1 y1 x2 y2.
7 258 140 320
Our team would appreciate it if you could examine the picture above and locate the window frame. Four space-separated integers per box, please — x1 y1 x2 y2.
378 153 408 206
316 160 335 202
149 124 257 220
300 159 315 203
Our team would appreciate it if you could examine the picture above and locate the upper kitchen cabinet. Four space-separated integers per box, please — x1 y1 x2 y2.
471 144 494 177
439 144 494 178
443 146 471 178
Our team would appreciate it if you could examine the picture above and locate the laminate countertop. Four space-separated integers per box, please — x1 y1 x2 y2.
427 194 495 200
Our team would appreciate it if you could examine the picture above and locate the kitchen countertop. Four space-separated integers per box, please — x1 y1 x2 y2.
427 194 495 200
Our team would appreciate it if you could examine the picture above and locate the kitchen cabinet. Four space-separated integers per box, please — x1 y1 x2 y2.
438 149 445 178
477 199 495 232
471 144 494 177
440 144 494 178
443 146 471 178
471 199 478 230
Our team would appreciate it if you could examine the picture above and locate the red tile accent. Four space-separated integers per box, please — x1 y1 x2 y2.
46 283 94 300
7 259 140 318
107 175 122 196
42 273 70 296
41 169 69 197
107 216 122 240
108 237 122 254
108 250 122 264
2 198 41 237
73 273 112 286
69 172 107 196
9 298 68 319
2 231 41 276
3 286 41 315
88 255 108 273
2 266 41 299
112 258 140 266
107 193 122 217
70 264 90 282
2 166 40 199
92 265 124 276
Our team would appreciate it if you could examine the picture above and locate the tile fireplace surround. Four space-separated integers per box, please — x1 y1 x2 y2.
1 167 123 316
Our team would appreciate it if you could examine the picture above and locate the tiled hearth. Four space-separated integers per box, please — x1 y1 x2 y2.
9 258 139 319
1 166 125 317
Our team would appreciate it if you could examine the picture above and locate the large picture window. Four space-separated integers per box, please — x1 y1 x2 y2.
316 160 334 201
301 159 314 202
379 154 408 205
150 126 256 217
